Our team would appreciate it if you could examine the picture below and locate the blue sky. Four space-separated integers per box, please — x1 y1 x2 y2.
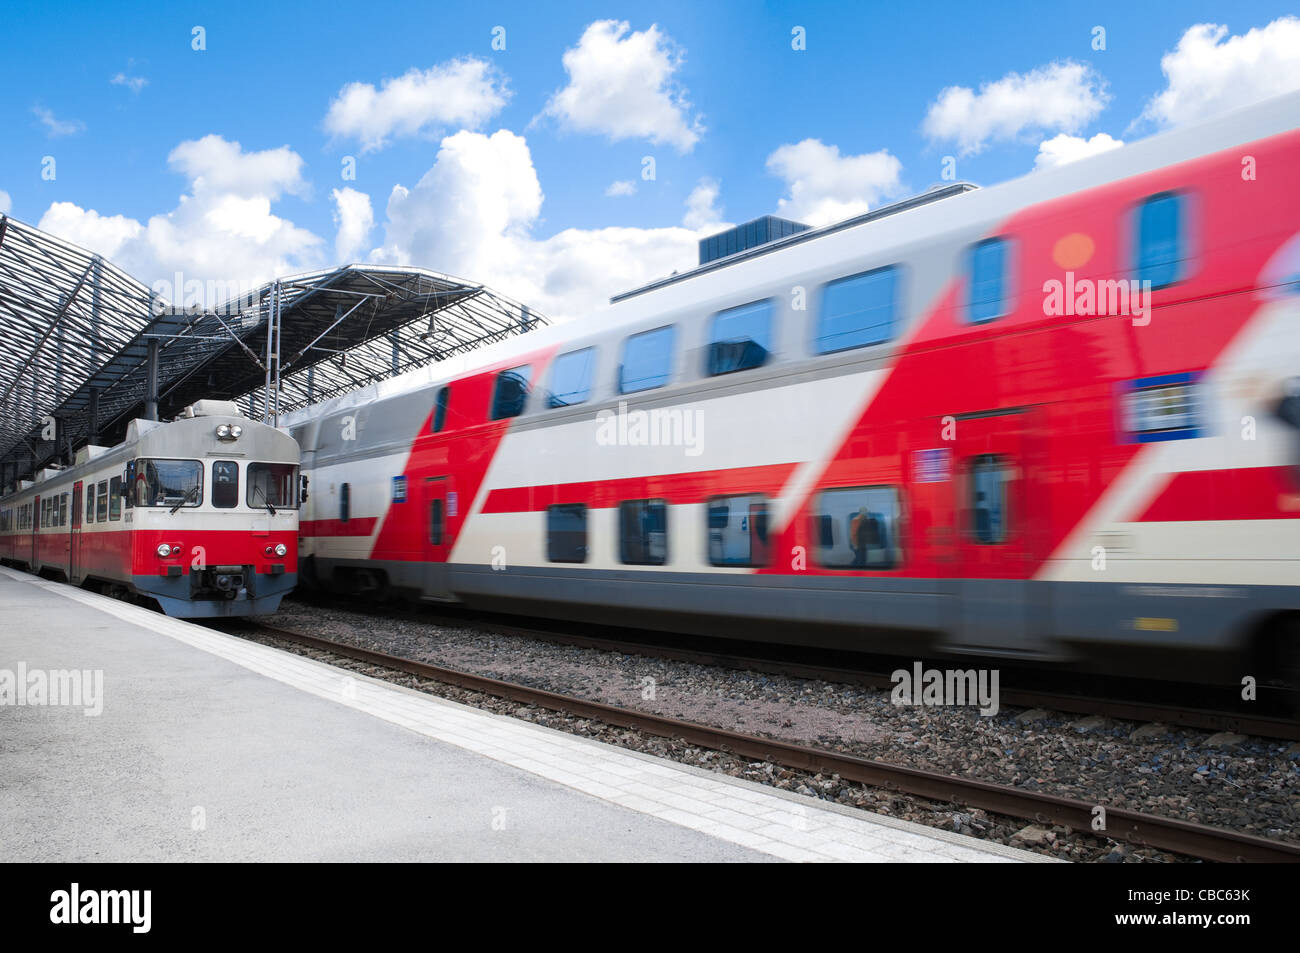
2 1 1298 319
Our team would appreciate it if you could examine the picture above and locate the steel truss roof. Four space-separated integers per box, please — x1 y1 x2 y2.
0 215 548 486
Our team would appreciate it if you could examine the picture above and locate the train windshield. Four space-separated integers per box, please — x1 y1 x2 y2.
134 459 203 507
247 463 299 510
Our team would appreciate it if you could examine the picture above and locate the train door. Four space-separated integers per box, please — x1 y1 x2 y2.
70 482 83 583
946 409 1046 655
423 475 455 600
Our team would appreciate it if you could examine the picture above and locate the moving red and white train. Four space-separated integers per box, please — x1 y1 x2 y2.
0 401 300 617
282 92 1298 683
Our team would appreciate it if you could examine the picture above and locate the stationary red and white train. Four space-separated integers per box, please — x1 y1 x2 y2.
286 92 1300 683
0 401 300 617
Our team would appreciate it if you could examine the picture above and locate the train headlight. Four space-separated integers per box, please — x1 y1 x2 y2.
156 543 172 558
274 543 288 557
230 425 243 438
216 423 239 441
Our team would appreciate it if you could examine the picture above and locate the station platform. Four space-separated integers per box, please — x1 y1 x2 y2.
0 567 1049 863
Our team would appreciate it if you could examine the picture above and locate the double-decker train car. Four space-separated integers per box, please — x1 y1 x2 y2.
0 401 300 617
287 91 1300 683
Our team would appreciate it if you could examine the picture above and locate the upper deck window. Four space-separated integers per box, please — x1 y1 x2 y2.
968 238 1011 323
1135 192 1187 288
619 326 676 394
432 386 451 433
546 347 596 407
708 300 773 376
490 365 533 420
816 266 899 354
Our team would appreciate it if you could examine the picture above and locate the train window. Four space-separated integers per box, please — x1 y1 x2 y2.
1122 373 1201 442
135 460 202 508
546 503 587 563
546 347 596 407
95 482 108 523
815 266 898 354
212 462 239 509
490 365 533 420
706 494 770 567
109 479 122 520
813 486 903 569
429 498 444 545
1135 192 1186 288
968 238 1011 323
968 455 1012 544
619 499 668 565
123 461 135 508
708 300 773 376
86 485 95 523
61 493 69 526
432 386 451 433
619 325 676 394
340 482 350 523
247 463 297 510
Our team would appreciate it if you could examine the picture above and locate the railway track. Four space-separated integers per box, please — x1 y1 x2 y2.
247 620 1300 864
293 596 1300 742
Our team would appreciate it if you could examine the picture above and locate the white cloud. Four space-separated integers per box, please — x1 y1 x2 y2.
331 187 374 263
324 58 509 152
1034 132 1124 170
111 72 148 93
373 130 723 321
541 20 703 153
1139 18 1300 128
168 135 307 199
33 106 84 137
37 136 323 304
923 61 1109 156
766 139 904 226
682 178 721 230
605 179 637 197
0 190 10 215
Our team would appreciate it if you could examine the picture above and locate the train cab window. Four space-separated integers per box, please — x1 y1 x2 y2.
546 503 587 563
247 463 297 510
109 479 122 520
546 347 596 408
968 238 1011 323
95 482 108 523
1135 192 1187 288
212 462 239 509
619 325 676 394
968 455 1011 544
706 494 770 567
340 482 350 523
815 266 899 354
432 386 451 433
708 300 773 376
813 486 902 569
619 499 668 565
134 460 202 508
490 365 533 420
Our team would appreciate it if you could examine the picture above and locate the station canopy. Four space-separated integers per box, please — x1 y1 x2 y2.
0 214 547 486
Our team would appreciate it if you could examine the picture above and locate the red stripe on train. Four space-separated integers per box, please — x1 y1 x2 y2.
1134 466 1300 521
300 517 379 538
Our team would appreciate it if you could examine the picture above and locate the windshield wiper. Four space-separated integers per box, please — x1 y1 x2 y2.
251 484 276 515
169 484 199 515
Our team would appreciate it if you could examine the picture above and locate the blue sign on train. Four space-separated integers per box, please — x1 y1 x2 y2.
392 475 408 502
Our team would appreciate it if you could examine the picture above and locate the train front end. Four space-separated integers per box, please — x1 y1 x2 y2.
125 401 300 617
